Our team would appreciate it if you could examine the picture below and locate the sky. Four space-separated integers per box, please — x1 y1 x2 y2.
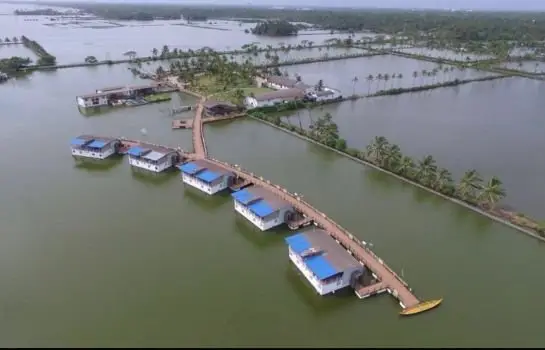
8 0 545 11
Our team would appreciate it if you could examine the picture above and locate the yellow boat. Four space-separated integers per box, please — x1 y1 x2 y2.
399 298 443 316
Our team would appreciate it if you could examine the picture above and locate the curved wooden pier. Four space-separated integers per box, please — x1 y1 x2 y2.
146 76 440 315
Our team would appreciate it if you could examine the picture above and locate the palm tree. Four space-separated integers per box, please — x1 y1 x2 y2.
457 169 483 202
433 168 453 192
366 74 374 94
383 144 402 169
366 136 389 165
415 155 437 186
383 73 390 90
351 76 358 96
396 156 415 177
477 176 506 209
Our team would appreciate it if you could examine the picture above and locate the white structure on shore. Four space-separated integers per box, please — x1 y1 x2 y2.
231 186 295 231
245 75 342 109
244 88 305 109
70 135 120 159
304 87 342 102
285 229 364 295
126 144 179 173
178 159 235 195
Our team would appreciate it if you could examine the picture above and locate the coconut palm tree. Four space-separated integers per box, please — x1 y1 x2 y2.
383 144 402 169
366 136 389 164
397 156 415 177
366 74 374 95
433 168 453 192
351 76 359 96
457 169 483 202
415 155 437 186
478 176 506 209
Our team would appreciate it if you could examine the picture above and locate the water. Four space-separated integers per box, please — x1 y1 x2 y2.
281 77 545 218
501 61 545 74
0 4 354 64
281 54 495 95
398 47 493 61
1 8 545 347
144 46 364 73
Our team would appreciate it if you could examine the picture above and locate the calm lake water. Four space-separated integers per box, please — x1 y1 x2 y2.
1 7 545 347
281 77 545 219
282 54 496 95
0 4 353 64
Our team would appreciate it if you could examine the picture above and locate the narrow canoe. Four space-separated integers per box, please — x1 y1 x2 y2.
400 298 443 316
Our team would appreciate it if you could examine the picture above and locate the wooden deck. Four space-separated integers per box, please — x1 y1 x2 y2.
354 282 388 299
229 178 253 191
107 75 436 316
172 113 246 130
288 216 314 230
203 157 422 310
172 119 192 129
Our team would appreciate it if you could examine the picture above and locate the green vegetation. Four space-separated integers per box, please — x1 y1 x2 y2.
250 20 298 37
14 8 65 16
44 3 545 43
212 87 273 105
249 110 542 237
84 56 98 64
0 56 32 74
0 36 19 44
143 93 171 103
21 36 56 66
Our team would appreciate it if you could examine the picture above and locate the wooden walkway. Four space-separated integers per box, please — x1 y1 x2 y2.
288 216 314 230
164 75 421 311
355 282 388 299
172 113 246 129
203 157 421 309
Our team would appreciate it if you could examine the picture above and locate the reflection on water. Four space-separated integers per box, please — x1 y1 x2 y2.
73 156 123 172
284 265 355 317
233 216 288 250
130 167 177 185
183 186 229 211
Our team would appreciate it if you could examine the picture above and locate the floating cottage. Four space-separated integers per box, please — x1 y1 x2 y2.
231 186 295 231
178 159 235 195
70 135 121 159
285 229 364 295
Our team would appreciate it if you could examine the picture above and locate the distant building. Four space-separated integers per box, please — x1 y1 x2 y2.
203 100 240 116
231 186 295 231
178 159 235 195
126 144 180 173
264 76 310 90
285 229 364 295
244 88 305 109
70 135 121 159
76 82 168 109
304 87 342 102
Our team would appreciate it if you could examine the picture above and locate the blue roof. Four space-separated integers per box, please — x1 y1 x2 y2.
178 162 203 175
248 199 275 218
231 188 259 205
304 254 339 280
284 233 311 255
127 146 149 157
196 169 221 183
71 137 88 146
87 140 107 148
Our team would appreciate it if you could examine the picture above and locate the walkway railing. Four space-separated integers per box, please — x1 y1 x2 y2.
207 157 413 292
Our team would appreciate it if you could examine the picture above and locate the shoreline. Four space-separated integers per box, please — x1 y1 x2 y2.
247 115 545 243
